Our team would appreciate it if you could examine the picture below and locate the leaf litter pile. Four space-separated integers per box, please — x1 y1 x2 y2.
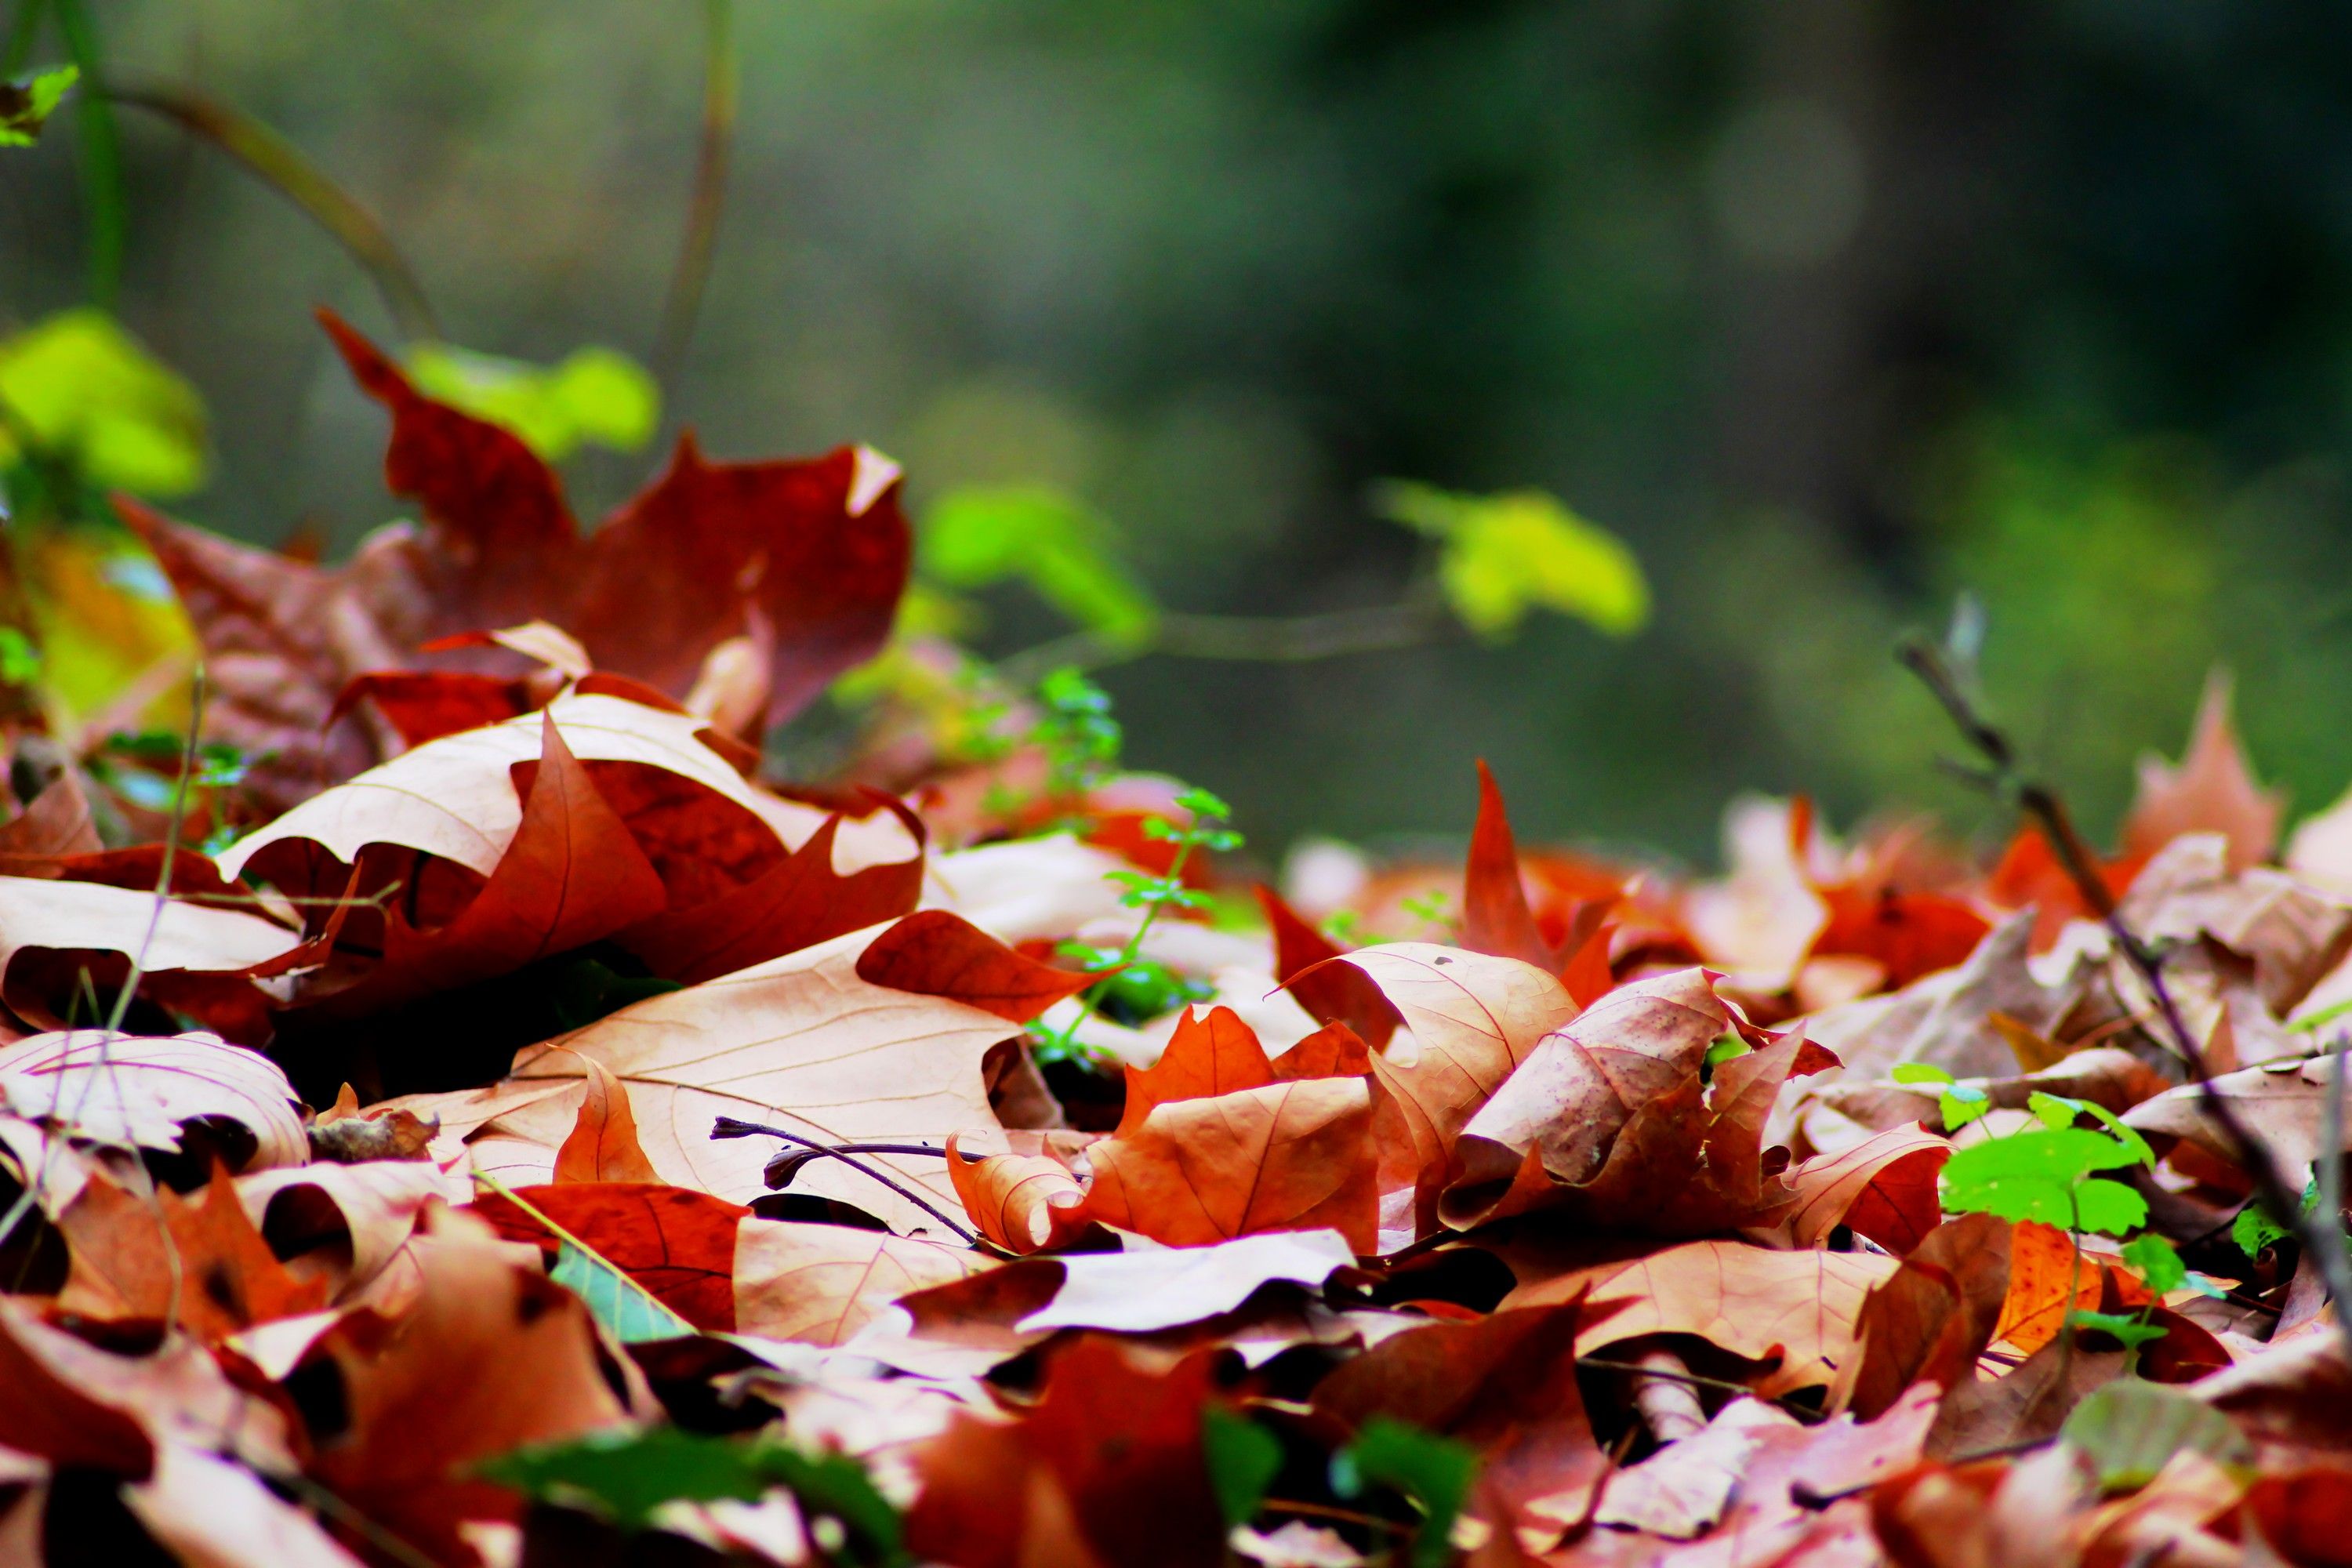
13 324 2352 1568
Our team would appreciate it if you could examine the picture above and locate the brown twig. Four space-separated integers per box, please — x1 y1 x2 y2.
652 0 736 407
710 1116 977 1245
1898 633 2352 1370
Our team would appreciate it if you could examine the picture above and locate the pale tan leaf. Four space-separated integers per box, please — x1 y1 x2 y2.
734 1219 989 1345
0 1030 307 1169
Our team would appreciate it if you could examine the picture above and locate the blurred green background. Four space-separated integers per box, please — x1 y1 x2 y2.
10 0 2352 866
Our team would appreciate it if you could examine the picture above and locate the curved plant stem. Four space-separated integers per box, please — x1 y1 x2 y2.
104 81 440 341
1899 632 2352 1371
49 0 123 304
2 0 45 74
652 0 737 406
996 598 1455 689
710 1116 978 1245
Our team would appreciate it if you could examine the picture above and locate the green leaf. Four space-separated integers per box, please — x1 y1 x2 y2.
2234 1201 2292 1260
1704 1034 1753 1069
0 627 40 685
2066 1309 2168 1351
478 1428 905 1561
1371 480 1648 639
1200 1407 1283 1530
1891 1063 1957 1087
1940 1087 1990 1134
2060 1380 2252 1494
0 309 209 495
2121 1233 2187 1297
1940 1130 2149 1234
2027 1091 2081 1131
921 485 1158 643
0 65 77 147
406 343 659 462
1331 1418 1477 1568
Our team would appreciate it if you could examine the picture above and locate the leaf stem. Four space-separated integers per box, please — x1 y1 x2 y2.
995 598 1455 689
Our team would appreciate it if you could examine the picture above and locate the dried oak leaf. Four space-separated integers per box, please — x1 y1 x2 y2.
122 310 909 810
1782 1122 1951 1254
234 1158 452 1300
1801 908 2083 1083
552 1053 660 1185
494 920 1021 1234
1831 1212 2013 1421
56 1167 332 1341
733 1218 989 1345
1323 942 1577 1226
1312 1300 1613 1532
1509 1236 1902 1396
0 1029 307 1172
1443 968 1834 1235
473 1179 747 1330
906 1337 1229 1568
2123 670 2283 874
0 771 101 873
945 1129 1091 1256
1461 760 1566 972
1256 885 1402 1050
0 877 303 1043
303 1207 634 1566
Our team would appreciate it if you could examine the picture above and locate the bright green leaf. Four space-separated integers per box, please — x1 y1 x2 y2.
1891 1063 1957 1087
1704 1033 1753 1070
2234 1202 2292 1260
920 485 1158 644
0 65 77 147
479 1428 905 1561
1371 480 1648 639
1331 1418 1477 1568
2060 1380 2252 1494
2027 1091 2082 1131
0 309 209 495
1200 1407 1283 1530
1940 1087 1990 1134
2066 1309 2168 1352
1940 1130 2148 1234
406 343 659 461
474 1175 695 1344
2121 1233 2187 1297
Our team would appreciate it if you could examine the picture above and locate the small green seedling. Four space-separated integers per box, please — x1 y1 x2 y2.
1890 1062 1990 1134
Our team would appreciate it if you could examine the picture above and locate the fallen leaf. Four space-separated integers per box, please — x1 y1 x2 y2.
554 1054 660 1185
1595 1399 1803 1539
855 908 1096 1022
0 1029 307 1171
472 1180 748 1331
124 311 909 810
1513 1238 1900 1395
234 1158 451 1298
734 1218 989 1345
1783 1122 1951 1253
0 877 302 1038
1802 909 2082 1081
304 1207 636 1565
2124 670 2283 873
124 1440 368 1568
500 922 1021 1233
945 1129 1090 1255
57 1167 332 1338
906 1338 1229 1568
0 772 101 872
1257 885 1402 1050
1119 1004 1276 1131
1016 1228 1358 1334
1991 1220 2103 1356
1461 761 1562 971
1834 1212 2013 1420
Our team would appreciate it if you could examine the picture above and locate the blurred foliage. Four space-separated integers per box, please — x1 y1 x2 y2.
405 340 658 461
1374 479 1648 637
0 307 205 495
12 2 2352 862
920 484 1157 645
0 62 74 145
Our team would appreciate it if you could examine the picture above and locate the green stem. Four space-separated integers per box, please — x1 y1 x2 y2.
49 0 122 305
2 0 45 74
652 0 736 406
1044 833 1197 1060
104 82 438 340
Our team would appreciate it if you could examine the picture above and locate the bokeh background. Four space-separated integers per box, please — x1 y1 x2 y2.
11 0 2352 869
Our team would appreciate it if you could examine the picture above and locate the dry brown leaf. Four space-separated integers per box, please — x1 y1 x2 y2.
1594 1398 1804 1539
2124 670 2284 873
1081 1075 1380 1254
553 1053 659 1184
123 1442 366 1568
305 1207 634 1564
235 1158 455 1298
945 1130 1090 1255
2121 833 2352 1014
1511 1238 1900 1395
1802 909 2081 1082
1783 1122 1951 1253
734 1218 989 1345
0 1029 307 1171
1834 1212 2013 1421
1991 1220 2103 1355
2125 1054 2343 1180
0 877 303 1036
495 922 1020 1234
58 1168 333 1338
1016 1229 1357 1334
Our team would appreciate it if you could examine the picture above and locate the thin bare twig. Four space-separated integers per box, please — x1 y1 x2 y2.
995 599 1455 690
106 81 439 339
1898 633 2352 1369
710 1116 977 1245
